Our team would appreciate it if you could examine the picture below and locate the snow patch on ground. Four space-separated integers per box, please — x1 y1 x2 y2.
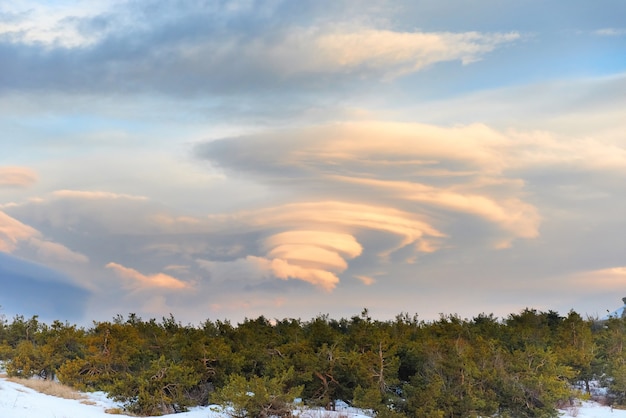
2 375 625 418
561 400 626 417
0 376 372 418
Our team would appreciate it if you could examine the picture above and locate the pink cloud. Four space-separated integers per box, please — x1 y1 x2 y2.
333 176 540 246
0 167 37 188
0 211 39 252
52 190 148 200
355 275 376 286
29 238 89 263
105 262 191 290
252 256 341 292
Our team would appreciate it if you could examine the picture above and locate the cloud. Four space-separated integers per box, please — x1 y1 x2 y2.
250 255 342 291
0 1 624 325
0 166 37 188
194 201 444 290
311 29 520 78
197 119 626 253
260 230 363 290
105 262 191 290
570 267 626 291
196 121 509 178
332 176 540 246
245 201 444 248
0 210 90 263
196 121 542 249
355 275 376 286
202 28 520 81
263 230 363 259
29 238 89 264
264 230 362 272
594 28 626 36
10 189 161 235
52 190 148 201
0 2 111 47
500 129 626 173
0 0 521 97
0 210 39 252
5 116 622 301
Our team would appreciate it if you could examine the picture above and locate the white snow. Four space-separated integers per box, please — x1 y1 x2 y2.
561 401 626 417
0 375 372 418
1 374 625 418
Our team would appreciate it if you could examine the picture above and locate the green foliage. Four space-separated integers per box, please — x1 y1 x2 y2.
498 347 574 417
0 341 12 361
3 308 624 416
213 369 303 418
6 340 44 377
108 356 201 416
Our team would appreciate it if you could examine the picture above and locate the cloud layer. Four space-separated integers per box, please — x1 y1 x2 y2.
0 167 37 188
0 1 521 97
0 0 625 324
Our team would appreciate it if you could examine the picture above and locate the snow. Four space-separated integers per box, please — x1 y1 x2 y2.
561 401 626 417
2 374 625 418
0 375 372 418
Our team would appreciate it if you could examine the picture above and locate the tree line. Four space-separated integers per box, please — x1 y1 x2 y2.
0 308 625 417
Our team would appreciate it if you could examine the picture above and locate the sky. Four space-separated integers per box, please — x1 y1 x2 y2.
1 0 625 325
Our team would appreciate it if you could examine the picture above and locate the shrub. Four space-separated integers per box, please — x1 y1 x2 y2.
214 369 303 418
107 356 201 416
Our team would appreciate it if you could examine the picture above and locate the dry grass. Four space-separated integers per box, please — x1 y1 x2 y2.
104 407 140 416
299 411 350 418
5 376 87 401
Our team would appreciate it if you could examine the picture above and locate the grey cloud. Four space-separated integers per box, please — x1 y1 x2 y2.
0 253 90 321
3 191 267 286
0 1 307 95
0 0 521 97
0 9 31 24
194 120 626 255
0 167 37 188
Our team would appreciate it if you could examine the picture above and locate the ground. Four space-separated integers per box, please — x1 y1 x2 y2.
0 375 619 418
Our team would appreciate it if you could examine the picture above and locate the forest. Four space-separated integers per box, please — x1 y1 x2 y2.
0 308 625 418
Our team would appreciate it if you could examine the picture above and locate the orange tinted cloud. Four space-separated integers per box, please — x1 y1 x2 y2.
106 262 190 290
253 28 519 79
0 167 37 188
250 201 444 248
355 275 376 286
196 202 443 291
290 121 508 172
268 245 348 271
315 30 520 77
249 255 340 291
221 203 444 290
260 230 364 290
263 230 362 258
570 267 626 291
0 211 39 252
52 190 148 200
0 211 89 262
333 176 540 244
30 238 89 263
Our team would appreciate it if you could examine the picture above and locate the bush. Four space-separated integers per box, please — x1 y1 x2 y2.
214 369 303 418
107 356 201 416
6 340 43 378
